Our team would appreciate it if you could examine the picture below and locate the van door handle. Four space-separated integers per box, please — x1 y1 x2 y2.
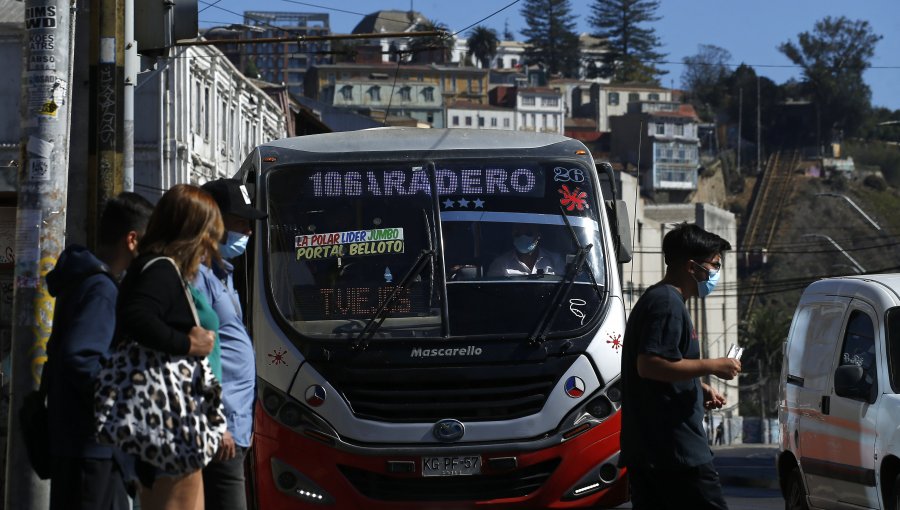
821 395 830 415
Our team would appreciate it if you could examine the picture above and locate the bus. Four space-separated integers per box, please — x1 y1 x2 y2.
234 128 633 509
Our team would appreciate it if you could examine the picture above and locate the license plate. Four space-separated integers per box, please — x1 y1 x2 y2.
421 455 481 476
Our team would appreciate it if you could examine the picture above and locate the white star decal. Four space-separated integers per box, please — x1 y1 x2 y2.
473 198 485 208
458 198 470 208
443 198 455 208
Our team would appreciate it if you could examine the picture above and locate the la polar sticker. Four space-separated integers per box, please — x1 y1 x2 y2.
295 227 404 260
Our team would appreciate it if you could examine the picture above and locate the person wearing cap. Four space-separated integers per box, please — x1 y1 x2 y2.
194 178 266 510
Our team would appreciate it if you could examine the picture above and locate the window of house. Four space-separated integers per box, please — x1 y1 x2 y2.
503 118 510 128
193 81 202 134
648 93 660 101
608 92 619 106
340 85 353 101
452 115 460 126
422 87 435 102
478 117 485 127
522 96 536 106
656 123 665 135
465 116 472 126
368 86 381 101
490 117 497 127
675 124 685 136
511 59 518 67
220 101 227 141
628 93 640 102
399 86 411 101
542 97 559 107
678 149 686 160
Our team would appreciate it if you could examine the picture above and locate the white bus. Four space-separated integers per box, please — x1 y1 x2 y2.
236 128 633 509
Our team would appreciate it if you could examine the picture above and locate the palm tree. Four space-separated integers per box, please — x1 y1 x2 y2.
408 20 454 64
467 25 500 68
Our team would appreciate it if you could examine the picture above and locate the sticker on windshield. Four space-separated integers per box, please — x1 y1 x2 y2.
295 228 405 260
553 166 586 183
559 185 588 212
569 298 587 325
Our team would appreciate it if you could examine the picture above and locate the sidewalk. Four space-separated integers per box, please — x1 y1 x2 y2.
712 444 780 490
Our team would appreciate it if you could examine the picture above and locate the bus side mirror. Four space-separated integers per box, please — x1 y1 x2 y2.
605 200 632 264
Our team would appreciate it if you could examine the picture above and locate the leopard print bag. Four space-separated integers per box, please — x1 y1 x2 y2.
94 257 226 475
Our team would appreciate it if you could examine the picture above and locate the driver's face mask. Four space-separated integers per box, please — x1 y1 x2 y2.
513 234 539 254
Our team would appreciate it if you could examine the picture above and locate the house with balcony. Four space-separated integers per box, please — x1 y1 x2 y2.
610 101 701 195
491 86 564 134
594 83 672 132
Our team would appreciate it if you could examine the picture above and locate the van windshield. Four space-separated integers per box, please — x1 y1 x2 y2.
265 161 607 340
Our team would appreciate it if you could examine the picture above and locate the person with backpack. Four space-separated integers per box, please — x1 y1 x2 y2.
44 192 154 510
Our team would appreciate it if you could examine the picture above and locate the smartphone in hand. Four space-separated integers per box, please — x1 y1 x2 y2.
726 344 744 360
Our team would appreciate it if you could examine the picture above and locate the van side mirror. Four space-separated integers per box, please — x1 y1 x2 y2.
834 364 869 401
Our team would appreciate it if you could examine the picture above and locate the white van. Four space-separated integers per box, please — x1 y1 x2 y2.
778 274 900 510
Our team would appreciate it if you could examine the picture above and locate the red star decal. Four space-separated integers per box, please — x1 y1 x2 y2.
606 333 622 351
268 349 288 366
559 185 588 211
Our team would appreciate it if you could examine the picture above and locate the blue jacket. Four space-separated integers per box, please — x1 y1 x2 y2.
45 245 117 458
194 261 256 447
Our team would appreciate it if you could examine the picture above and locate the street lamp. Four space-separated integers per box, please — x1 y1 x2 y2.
802 233 865 274
816 192 881 232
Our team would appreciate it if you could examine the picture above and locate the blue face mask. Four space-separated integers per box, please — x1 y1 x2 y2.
693 263 720 298
513 234 539 254
220 230 249 259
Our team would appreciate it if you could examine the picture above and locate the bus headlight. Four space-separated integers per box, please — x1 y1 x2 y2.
585 396 613 420
259 379 339 443
271 457 335 504
558 376 623 441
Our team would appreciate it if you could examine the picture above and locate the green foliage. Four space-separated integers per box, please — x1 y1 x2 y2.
588 0 667 83
844 140 900 186
408 20 454 64
739 306 792 417
243 58 260 79
778 16 882 139
520 0 582 78
467 26 500 68
682 44 731 114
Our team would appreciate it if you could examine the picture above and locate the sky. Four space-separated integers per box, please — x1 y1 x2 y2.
198 0 900 110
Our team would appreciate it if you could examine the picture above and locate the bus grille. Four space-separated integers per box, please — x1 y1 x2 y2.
317 356 578 422
338 458 561 501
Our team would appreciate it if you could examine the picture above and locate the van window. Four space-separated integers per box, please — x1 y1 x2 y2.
835 310 877 401
886 308 900 392
788 303 846 390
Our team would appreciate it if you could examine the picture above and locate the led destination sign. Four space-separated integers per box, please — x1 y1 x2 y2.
307 166 544 198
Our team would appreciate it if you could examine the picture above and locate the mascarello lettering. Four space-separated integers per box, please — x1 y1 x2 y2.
410 346 484 358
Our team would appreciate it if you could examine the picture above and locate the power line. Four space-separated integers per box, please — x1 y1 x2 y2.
451 0 522 37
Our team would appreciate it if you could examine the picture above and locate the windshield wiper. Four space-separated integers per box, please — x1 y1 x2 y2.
527 242 592 346
527 206 605 346
351 249 435 351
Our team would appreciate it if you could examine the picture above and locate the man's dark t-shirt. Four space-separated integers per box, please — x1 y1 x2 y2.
619 283 712 469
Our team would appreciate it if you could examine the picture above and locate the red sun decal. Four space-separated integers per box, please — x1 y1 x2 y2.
559 185 588 211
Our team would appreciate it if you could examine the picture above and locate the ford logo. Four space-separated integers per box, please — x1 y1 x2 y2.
433 419 465 442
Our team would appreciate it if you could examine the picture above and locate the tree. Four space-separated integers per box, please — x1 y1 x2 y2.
467 25 500 69
589 0 667 83
520 0 581 78
682 44 732 112
778 16 882 140
408 19 454 64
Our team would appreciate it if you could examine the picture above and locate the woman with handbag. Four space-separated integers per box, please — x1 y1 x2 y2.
96 184 227 510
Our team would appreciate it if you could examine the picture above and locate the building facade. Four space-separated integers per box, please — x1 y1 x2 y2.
135 43 286 198
595 83 672 132
445 101 515 130
515 87 565 134
610 101 701 193
241 11 331 97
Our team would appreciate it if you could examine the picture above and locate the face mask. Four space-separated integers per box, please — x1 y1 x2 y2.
513 234 539 254
220 230 249 259
694 265 720 298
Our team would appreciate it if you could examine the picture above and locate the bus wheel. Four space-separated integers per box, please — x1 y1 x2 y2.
784 468 808 510
890 474 900 510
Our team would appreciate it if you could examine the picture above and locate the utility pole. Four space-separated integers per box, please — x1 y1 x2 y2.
756 75 761 175
6 1 76 508
123 0 135 191
736 88 742 174
88 0 124 248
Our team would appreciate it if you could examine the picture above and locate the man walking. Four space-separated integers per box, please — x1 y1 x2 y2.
619 223 741 510
45 192 154 510
196 178 266 510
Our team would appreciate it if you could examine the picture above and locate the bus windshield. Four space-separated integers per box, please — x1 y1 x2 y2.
266 160 607 341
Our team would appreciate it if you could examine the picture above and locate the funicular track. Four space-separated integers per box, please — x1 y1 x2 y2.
740 150 800 320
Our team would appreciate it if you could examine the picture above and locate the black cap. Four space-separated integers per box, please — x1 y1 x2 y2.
201 179 267 220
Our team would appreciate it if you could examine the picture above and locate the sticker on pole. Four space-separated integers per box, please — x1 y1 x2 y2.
29 159 50 182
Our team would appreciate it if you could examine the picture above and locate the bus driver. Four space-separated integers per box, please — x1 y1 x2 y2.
487 223 565 277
